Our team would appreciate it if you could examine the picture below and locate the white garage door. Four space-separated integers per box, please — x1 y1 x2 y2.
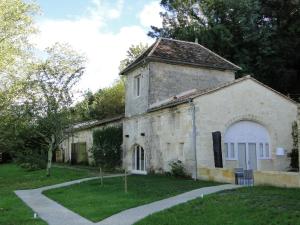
224 121 270 170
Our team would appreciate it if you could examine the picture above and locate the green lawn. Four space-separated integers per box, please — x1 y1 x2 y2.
135 186 300 225
0 163 92 225
44 175 218 222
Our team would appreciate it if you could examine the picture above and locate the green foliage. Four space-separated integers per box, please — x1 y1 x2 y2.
91 126 123 169
71 42 148 122
0 0 38 73
169 160 188 178
44 175 217 222
288 121 299 171
151 0 300 98
288 149 298 171
136 186 300 225
71 80 125 122
292 121 298 149
0 164 91 225
119 43 149 71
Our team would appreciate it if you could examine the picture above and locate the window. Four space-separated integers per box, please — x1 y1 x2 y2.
258 142 271 159
134 75 141 97
259 143 264 158
230 143 235 158
224 143 236 160
133 145 146 173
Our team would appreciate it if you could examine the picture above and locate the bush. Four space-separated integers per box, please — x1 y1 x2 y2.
169 160 188 178
288 149 299 171
90 126 122 170
15 148 47 171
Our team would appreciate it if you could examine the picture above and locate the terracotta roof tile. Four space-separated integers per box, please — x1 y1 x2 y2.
120 38 241 75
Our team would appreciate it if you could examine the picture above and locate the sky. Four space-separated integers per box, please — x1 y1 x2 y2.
32 0 163 94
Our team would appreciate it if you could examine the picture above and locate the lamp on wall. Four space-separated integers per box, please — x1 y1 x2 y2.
276 147 285 156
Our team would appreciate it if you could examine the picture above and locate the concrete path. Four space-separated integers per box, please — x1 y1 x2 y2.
15 177 239 225
15 175 122 225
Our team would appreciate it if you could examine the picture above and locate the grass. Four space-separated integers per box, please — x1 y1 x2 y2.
44 175 218 222
0 163 93 225
135 186 300 225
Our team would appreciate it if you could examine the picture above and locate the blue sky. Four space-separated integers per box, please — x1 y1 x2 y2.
32 0 163 93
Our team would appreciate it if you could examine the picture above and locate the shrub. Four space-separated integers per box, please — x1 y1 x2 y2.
169 160 188 178
288 149 299 171
90 126 122 170
288 121 299 171
15 148 47 171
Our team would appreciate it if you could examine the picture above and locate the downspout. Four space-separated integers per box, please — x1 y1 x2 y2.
190 99 198 180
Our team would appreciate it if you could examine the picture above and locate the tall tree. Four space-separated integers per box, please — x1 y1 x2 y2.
150 0 300 99
119 43 149 71
28 43 85 176
0 0 38 74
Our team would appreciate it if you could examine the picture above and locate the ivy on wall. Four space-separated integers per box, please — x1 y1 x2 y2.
288 121 299 171
90 126 122 170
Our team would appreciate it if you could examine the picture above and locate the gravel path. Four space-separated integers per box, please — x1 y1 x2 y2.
15 177 239 225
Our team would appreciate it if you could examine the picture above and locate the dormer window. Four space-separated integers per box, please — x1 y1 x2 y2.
135 75 141 97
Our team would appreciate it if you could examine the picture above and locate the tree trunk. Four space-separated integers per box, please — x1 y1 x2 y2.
46 148 53 177
46 135 55 177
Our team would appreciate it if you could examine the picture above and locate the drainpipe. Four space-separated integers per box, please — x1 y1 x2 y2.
190 99 198 180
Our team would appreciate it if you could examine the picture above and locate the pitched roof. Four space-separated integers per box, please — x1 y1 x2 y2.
148 76 298 112
66 115 124 132
120 38 241 75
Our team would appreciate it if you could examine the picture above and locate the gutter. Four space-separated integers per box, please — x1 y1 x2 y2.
189 99 198 180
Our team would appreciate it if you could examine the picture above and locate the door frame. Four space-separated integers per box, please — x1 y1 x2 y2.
238 142 259 170
132 145 147 175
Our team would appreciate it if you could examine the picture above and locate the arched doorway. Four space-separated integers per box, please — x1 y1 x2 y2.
132 145 146 174
224 121 270 170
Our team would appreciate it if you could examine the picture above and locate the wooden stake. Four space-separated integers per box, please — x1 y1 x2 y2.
100 167 103 186
124 169 128 193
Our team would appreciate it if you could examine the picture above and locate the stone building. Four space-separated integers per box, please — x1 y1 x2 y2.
120 38 298 177
60 116 123 165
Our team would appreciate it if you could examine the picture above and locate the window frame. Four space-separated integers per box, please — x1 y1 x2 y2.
224 142 237 160
258 142 271 160
134 75 141 97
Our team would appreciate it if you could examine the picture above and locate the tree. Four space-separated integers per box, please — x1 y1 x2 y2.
119 43 149 71
71 43 149 122
149 0 300 99
0 0 38 73
28 43 85 176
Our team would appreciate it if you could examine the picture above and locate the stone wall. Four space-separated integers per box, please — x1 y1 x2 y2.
123 78 298 175
61 120 122 165
148 62 235 105
123 104 196 176
124 65 150 117
193 79 298 171
198 167 300 188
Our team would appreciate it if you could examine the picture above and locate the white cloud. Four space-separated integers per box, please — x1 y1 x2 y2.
32 0 153 95
139 1 163 28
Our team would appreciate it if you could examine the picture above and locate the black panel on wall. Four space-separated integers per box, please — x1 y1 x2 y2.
212 131 223 168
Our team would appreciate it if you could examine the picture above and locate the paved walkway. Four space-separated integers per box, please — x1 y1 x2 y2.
15 177 239 225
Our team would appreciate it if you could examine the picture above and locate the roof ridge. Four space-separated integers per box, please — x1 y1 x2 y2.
196 43 241 70
160 37 241 70
148 37 162 57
